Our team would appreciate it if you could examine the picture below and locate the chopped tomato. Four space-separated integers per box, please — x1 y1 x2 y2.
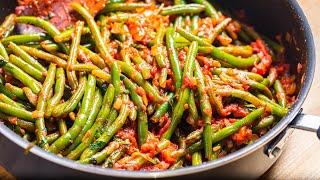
251 38 272 75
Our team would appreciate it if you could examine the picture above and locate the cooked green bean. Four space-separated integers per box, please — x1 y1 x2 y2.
161 4 206 16
3 33 49 46
161 41 198 140
35 63 56 149
0 56 41 94
48 74 96 154
15 16 69 54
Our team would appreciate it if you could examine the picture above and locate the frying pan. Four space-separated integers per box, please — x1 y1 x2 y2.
0 0 319 179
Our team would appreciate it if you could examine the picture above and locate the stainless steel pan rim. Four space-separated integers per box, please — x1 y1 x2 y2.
0 0 315 178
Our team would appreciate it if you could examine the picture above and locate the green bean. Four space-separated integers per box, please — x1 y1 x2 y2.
20 46 67 68
51 74 86 117
210 67 264 82
194 60 213 160
116 61 164 103
184 16 191 32
72 64 100 71
161 4 205 16
120 139 170 170
102 146 127 168
22 87 38 107
273 80 287 108
267 68 278 87
46 132 60 145
15 16 69 54
205 76 225 116
260 34 284 55
131 54 152 80
169 158 184 170
98 108 119 138
4 83 28 101
113 23 129 42
192 151 202 166
2 33 50 46
159 68 168 88
60 74 87 116
8 42 47 73
187 90 199 128
80 94 130 160
0 93 24 109
176 27 258 69
39 41 60 53
174 0 186 5
67 84 115 160
186 129 202 144
191 0 219 19
172 140 204 159
166 26 182 91
260 78 270 86
252 115 276 132
22 133 33 141
72 3 115 68
78 45 106 69
123 77 148 147
67 21 83 90
150 93 174 123
101 3 150 13
0 42 8 60
0 56 41 94
44 67 65 118
58 119 68 135
64 89 103 155
129 107 137 121
91 70 112 83
0 112 35 132
54 27 91 43
212 108 265 143
112 62 121 97
173 16 183 38
161 41 198 140
217 45 253 57
215 88 266 108
0 84 16 102
153 25 167 68
256 93 288 117
78 141 119 164
208 18 232 43
0 102 36 123
35 63 56 149
0 14 15 39
9 54 45 82
191 15 199 31
238 30 252 43
246 79 273 99
48 74 96 154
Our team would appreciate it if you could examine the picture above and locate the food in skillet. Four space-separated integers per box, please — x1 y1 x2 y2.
0 0 297 170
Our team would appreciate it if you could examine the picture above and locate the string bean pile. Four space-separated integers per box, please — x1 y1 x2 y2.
0 0 298 170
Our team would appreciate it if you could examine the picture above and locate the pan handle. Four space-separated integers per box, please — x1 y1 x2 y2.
289 113 320 139
265 110 320 158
